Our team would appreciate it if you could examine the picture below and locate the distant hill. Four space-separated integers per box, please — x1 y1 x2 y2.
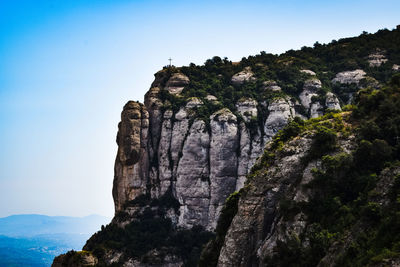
0 214 110 237
0 214 110 266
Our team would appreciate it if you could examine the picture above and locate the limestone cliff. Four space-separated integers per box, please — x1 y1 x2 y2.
200 75 400 266
53 26 400 267
110 69 343 232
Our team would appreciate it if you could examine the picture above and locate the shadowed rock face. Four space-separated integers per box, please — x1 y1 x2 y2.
217 125 360 266
218 136 315 267
164 73 190 95
113 101 149 212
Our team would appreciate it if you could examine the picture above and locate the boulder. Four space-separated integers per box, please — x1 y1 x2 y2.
231 67 256 85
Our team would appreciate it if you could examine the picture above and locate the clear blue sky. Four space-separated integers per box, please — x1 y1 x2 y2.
0 0 399 217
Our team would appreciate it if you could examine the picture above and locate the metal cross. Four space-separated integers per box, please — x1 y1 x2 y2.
168 58 172 67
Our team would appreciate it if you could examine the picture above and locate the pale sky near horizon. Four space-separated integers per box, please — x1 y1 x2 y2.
0 0 399 218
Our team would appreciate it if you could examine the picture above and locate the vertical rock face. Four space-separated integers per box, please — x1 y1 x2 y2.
325 92 341 111
208 109 239 229
176 119 210 228
264 97 295 142
112 70 342 231
218 137 314 266
164 73 190 95
299 78 322 114
217 129 358 267
236 98 263 191
236 98 258 122
113 101 149 212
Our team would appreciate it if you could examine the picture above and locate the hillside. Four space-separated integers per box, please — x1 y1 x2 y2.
53 26 400 266
201 75 400 266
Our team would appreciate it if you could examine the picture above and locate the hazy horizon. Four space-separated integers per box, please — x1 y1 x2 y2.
1 0 399 218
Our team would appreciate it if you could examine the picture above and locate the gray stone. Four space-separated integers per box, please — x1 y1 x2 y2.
231 67 256 85
208 108 239 230
368 50 388 67
299 78 322 113
264 97 295 142
325 92 341 110
332 69 366 84
300 69 316 76
235 98 258 123
176 120 210 228
262 80 282 91
165 73 190 95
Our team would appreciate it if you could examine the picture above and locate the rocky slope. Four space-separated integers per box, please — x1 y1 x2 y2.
53 26 400 266
201 75 400 266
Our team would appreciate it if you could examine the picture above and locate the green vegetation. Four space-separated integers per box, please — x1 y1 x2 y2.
83 207 214 266
198 75 400 266
156 27 400 129
261 74 400 266
61 27 400 266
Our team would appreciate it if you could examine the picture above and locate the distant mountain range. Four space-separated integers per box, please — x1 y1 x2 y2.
0 214 110 266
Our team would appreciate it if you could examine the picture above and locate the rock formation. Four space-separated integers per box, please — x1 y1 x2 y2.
110 78 304 231
367 49 388 67
164 73 190 95
53 26 400 266
262 80 282 91
325 92 341 111
231 67 256 85
331 69 366 84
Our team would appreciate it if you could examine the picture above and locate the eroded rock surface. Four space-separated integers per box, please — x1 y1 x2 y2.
218 128 357 267
104 67 347 265
264 97 295 142
368 49 388 67
208 109 239 229
236 98 258 122
299 78 322 115
262 80 281 91
113 101 149 212
332 69 366 84
165 73 190 95
231 67 256 85
325 92 341 110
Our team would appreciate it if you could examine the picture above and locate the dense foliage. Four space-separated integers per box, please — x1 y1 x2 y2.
157 26 400 128
83 207 214 267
